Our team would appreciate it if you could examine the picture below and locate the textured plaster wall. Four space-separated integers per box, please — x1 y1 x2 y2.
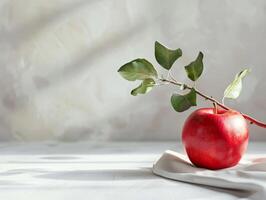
0 0 265 141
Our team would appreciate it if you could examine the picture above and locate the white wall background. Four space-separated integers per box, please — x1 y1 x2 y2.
0 0 265 141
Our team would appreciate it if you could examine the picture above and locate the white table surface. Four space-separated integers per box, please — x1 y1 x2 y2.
0 142 265 200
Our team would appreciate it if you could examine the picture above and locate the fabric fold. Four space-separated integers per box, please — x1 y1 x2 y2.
153 150 266 200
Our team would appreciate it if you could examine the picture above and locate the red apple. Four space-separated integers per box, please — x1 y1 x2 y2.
182 108 249 170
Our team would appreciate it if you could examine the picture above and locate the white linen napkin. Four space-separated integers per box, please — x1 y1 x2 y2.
153 150 266 200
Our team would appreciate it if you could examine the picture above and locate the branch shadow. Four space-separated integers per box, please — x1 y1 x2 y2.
39 19 152 91
1 0 99 46
1 0 159 115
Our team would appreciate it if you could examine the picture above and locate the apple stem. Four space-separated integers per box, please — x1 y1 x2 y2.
213 102 218 114
159 78 266 128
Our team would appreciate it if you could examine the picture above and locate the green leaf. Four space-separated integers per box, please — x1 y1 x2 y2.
155 41 182 70
118 59 158 81
184 52 204 81
171 88 197 112
223 68 251 99
131 78 155 96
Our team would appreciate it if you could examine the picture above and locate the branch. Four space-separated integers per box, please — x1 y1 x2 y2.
159 78 266 128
